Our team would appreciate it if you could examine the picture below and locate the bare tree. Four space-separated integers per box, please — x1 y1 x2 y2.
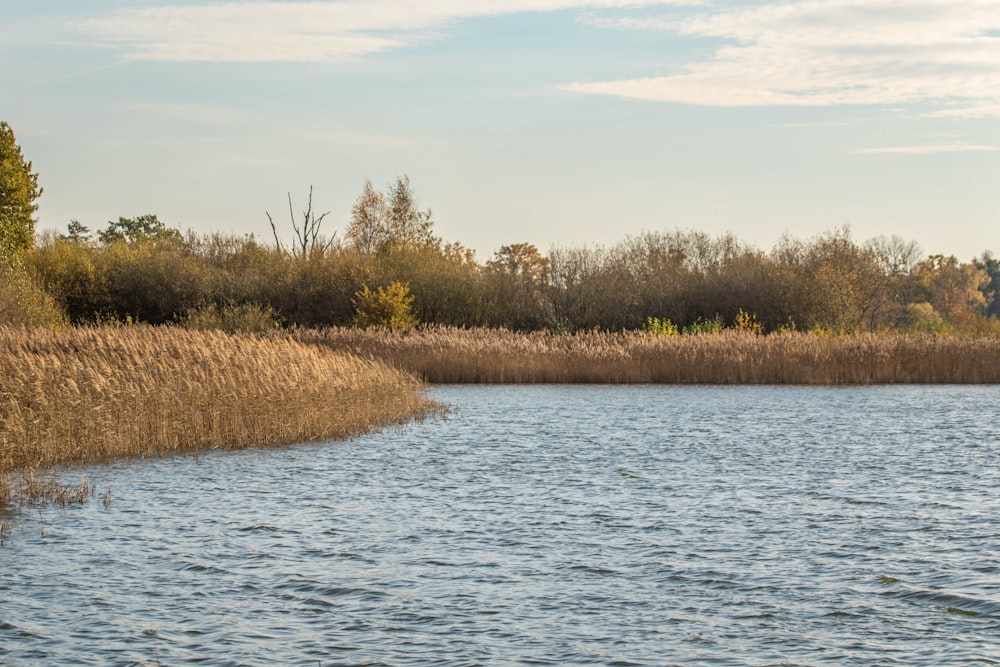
267 186 336 257
866 235 922 276
345 175 436 255
345 180 389 254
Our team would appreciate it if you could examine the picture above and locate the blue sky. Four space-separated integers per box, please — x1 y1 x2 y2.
3 0 998 260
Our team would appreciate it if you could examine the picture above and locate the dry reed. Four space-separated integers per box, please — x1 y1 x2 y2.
0 325 435 493
297 326 1000 384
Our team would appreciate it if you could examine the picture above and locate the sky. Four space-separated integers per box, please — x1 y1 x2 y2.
2 0 998 260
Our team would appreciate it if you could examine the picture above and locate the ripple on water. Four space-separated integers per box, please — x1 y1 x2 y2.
1 385 999 666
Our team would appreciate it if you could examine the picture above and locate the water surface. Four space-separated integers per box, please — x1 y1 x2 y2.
2 385 998 666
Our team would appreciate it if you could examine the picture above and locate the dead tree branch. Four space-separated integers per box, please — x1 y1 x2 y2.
267 185 337 258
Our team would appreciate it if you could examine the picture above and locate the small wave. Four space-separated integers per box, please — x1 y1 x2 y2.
902 590 1000 616
569 564 618 575
181 562 228 574
237 524 281 533
882 577 1000 616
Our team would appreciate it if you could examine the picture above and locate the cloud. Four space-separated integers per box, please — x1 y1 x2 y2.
77 0 694 63
855 144 997 154
564 0 1000 114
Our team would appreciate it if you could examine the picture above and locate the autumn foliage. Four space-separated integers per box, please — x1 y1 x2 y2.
23 221 998 336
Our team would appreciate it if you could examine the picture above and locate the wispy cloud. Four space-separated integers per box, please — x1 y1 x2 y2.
855 144 997 155
77 0 694 63
564 0 1000 115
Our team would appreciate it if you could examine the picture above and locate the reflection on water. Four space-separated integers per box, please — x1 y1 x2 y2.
1 385 998 666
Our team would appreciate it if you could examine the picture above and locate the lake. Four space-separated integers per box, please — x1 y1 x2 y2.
1 385 998 666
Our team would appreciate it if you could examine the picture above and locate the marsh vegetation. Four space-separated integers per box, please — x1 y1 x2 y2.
0 325 435 504
300 326 1000 384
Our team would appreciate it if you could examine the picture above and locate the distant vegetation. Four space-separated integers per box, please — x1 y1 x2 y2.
15 207 999 336
297 326 1000 384
1 118 996 335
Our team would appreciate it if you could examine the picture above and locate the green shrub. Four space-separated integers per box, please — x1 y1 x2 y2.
643 316 678 336
682 314 724 335
352 281 419 331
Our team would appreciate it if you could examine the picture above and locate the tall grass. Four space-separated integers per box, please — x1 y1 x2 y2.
299 326 1000 384
0 325 435 486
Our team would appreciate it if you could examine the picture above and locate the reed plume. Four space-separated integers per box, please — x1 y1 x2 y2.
297 326 1000 384
0 325 434 481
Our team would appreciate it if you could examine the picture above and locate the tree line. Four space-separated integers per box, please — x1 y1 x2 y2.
24 204 1000 335
2 120 998 334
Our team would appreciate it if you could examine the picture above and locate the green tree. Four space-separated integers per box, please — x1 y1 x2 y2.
98 214 181 245
0 121 43 255
62 220 92 243
974 251 1000 319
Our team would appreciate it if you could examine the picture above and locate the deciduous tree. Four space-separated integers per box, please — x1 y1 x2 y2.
0 121 42 255
345 175 436 255
912 255 990 325
99 214 181 245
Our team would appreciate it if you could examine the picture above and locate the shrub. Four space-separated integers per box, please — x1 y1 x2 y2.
682 314 724 335
904 302 948 334
27 238 111 322
732 309 764 335
178 302 283 334
643 317 678 336
352 281 419 331
0 254 66 327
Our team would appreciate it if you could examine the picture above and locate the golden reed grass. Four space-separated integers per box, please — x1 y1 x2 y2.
298 326 1000 384
0 325 435 502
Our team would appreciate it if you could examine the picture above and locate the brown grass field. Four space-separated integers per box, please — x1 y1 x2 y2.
0 325 435 504
298 326 1000 384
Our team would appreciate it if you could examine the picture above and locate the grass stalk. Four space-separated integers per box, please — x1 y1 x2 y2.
297 326 1000 384
1 325 436 504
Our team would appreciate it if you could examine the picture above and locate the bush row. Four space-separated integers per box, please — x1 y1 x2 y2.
18 225 1000 335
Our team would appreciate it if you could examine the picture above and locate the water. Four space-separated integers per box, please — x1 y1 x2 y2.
1 385 998 666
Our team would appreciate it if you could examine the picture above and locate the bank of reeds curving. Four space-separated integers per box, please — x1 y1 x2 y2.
299 326 1000 384
0 325 435 500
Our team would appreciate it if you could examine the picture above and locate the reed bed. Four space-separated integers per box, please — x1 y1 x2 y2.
0 325 435 487
297 326 1000 384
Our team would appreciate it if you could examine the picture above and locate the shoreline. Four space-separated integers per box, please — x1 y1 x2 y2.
1 325 437 505
4 324 999 506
